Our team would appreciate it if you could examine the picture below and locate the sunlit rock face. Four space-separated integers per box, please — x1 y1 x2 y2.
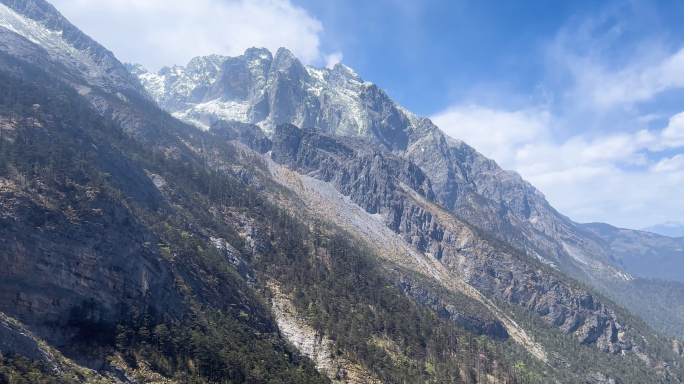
266 124 636 355
0 0 151 100
135 47 628 288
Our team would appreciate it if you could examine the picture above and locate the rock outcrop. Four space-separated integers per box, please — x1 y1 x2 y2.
210 120 272 154
0 312 48 362
0 1 680 380
133 47 629 292
267 124 638 354
0 174 184 346
585 372 622 384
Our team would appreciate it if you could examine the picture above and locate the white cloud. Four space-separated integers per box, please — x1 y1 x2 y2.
652 154 684 173
433 105 684 228
51 0 333 71
547 9 684 110
660 111 684 148
430 3 684 229
576 48 684 108
323 52 343 69
624 111 684 151
431 106 550 169
526 161 684 229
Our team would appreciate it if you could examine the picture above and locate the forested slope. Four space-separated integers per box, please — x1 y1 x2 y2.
0 3 683 381
0 51 536 383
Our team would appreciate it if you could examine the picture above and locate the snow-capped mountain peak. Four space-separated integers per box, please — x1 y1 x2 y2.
134 47 410 147
131 46 634 288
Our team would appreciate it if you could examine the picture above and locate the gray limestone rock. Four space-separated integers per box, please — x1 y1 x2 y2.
392 273 509 340
584 372 622 384
133 47 627 293
270 124 433 216
210 120 272 154
267 124 636 354
0 312 47 362
0 187 184 346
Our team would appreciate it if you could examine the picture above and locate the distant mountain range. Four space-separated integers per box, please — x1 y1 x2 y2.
581 222 684 281
641 221 684 238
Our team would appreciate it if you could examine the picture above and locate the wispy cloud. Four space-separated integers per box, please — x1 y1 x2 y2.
547 6 684 110
431 1 684 229
558 44 684 109
51 0 335 71
432 104 684 228
323 52 343 69
652 154 684 173
588 48 684 107
431 106 550 169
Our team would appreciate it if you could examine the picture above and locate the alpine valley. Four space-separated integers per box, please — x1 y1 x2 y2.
1 0 684 383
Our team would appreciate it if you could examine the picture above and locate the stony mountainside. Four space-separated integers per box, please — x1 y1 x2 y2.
0 54 563 382
578 223 684 339
0 0 150 100
132 47 684 374
267 125 640 354
214 121 684 381
0 50 331 383
1 1 684 383
133 48 631 289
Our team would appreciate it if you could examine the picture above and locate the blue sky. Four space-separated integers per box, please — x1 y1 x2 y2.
294 0 603 115
51 0 684 230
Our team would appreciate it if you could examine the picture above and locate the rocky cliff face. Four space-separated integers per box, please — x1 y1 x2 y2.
135 47 415 153
0 311 133 383
266 125 640 355
0 52 327 382
210 120 272 154
270 124 434 216
1 312 49 362
0 1 682 381
133 47 629 293
0 0 150 100
0 119 185 347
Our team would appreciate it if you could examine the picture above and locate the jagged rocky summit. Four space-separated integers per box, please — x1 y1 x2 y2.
132 47 632 289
